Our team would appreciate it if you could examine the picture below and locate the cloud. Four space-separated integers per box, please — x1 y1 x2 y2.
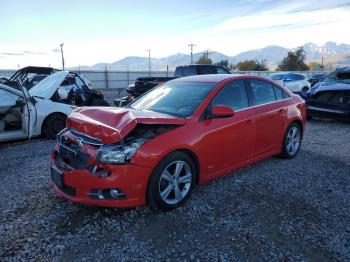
0 52 24 56
0 51 46 56
23 50 46 55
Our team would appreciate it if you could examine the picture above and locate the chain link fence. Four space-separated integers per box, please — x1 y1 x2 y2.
0 69 329 90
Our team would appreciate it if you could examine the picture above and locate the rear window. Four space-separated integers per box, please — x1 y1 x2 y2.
270 74 285 80
293 74 305 80
182 66 197 77
198 66 216 75
323 71 350 84
250 79 276 105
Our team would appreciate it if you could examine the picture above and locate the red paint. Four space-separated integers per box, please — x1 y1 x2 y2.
51 75 306 208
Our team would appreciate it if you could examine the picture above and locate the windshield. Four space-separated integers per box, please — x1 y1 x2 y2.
323 71 350 84
270 74 286 80
130 81 217 117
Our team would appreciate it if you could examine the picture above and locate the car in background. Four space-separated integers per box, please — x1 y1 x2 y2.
308 73 326 87
51 74 306 211
304 67 350 120
0 71 108 142
269 72 311 93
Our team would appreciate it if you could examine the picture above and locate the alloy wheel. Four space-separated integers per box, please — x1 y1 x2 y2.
286 126 300 154
158 160 192 205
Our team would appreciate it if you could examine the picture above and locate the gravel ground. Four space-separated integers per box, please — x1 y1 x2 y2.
0 120 349 261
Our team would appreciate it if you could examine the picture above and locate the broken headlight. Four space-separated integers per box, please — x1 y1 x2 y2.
96 140 145 164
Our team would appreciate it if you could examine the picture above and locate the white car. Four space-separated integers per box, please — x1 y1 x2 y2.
0 71 108 142
269 72 311 93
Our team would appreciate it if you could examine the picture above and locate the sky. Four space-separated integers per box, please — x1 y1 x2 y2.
0 0 350 69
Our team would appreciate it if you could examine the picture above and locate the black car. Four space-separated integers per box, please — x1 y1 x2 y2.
305 67 350 120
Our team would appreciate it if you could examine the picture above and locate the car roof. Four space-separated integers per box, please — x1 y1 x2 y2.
174 74 241 83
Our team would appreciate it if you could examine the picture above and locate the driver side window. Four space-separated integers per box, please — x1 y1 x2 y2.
211 80 249 111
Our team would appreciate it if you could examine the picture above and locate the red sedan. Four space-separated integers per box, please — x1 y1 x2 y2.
51 75 306 211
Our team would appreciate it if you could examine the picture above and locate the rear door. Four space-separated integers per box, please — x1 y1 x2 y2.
247 79 287 156
200 79 255 177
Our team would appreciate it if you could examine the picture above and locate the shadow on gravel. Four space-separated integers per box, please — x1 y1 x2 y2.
54 205 129 235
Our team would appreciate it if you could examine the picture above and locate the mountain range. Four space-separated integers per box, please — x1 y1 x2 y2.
74 42 350 71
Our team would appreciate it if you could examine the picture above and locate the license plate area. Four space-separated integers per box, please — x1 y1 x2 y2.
51 167 63 189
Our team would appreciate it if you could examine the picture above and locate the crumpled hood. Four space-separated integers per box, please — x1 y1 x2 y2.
66 107 186 144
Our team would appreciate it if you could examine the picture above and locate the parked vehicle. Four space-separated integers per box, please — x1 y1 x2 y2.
114 64 231 106
51 74 306 211
0 66 59 90
0 71 109 142
308 73 326 87
304 67 350 120
269 72 311 93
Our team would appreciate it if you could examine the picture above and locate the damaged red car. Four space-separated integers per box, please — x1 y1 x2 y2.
51 75 306 211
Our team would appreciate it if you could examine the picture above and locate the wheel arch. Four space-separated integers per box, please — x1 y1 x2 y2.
41 112 68 136
288 119 303 137
145 147 201 204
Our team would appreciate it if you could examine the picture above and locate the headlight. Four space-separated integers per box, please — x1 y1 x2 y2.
97 140 145 164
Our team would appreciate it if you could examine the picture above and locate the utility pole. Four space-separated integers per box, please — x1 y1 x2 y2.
188 43 196 64
321 56 324 72
146 49 151 76
204 49 210 60
60 43 65 70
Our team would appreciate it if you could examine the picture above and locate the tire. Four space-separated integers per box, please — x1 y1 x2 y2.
280 122 302 159
147 151 197 211
43 114 67 139
90 98 109 106
302 86 309 92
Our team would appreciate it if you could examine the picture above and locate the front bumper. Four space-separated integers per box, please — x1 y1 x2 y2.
51 154 152 208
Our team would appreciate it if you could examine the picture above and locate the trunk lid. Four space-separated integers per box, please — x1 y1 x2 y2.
66 107 185 144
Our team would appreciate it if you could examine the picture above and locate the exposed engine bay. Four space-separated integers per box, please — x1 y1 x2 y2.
121 124 180 145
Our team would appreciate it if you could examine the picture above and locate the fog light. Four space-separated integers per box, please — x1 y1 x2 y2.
110 189 120 199
97 190 104 200
89 188 125 200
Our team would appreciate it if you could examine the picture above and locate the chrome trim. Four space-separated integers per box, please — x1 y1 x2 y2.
234 97 292 113
70 129 103 146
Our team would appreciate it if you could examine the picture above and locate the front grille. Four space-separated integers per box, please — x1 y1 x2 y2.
58 144 90 169
70 129 102 146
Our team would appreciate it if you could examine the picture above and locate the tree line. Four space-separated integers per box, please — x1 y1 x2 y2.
195 47 325 71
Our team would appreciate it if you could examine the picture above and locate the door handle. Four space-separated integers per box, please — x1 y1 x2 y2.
278 108 287 113
243 119 254 125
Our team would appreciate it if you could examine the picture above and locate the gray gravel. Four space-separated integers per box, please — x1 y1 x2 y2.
0 120 349 261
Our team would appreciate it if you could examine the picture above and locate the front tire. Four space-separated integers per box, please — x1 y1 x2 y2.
43 114 67 139
302 86 309 92
147 151 196 211
280 122 302 159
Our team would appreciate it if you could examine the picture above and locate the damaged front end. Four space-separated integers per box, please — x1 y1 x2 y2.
95 124 179 164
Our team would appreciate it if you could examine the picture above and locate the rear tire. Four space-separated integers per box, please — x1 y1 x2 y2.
43 114 67 139
280 122 302 159
147 151 196 211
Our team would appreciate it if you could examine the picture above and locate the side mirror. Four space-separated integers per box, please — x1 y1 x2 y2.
209 105 234 119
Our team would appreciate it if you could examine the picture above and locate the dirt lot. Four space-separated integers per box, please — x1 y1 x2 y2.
0 120 349 261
